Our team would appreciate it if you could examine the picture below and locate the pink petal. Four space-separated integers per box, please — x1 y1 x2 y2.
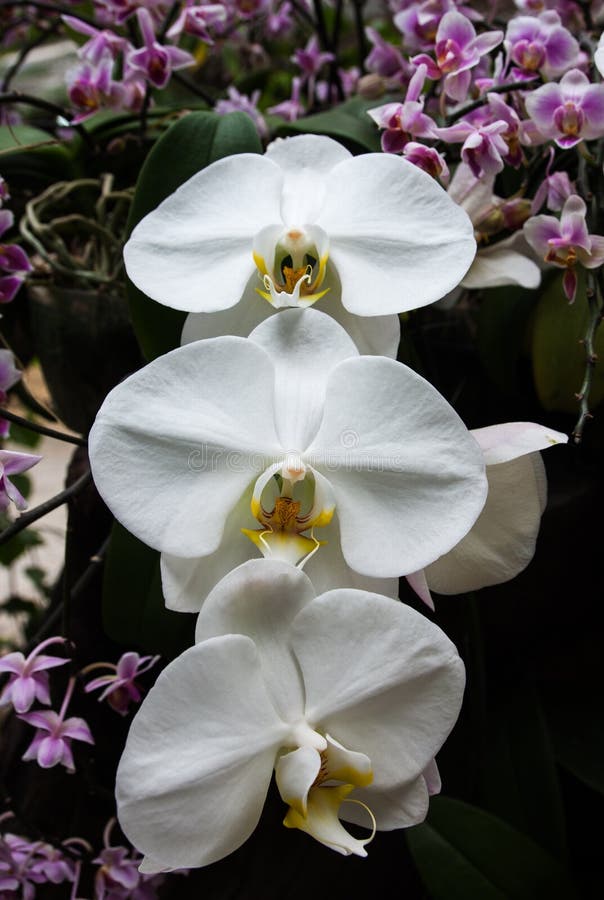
444 68 472 101
523 214 563 256
28 654 69 674
60 716 94 743
0 652 26 675
525 83 562 133
563 267 577 302
579 85 604 137
116 652 142 680
437 11 475 48
37 736 65 768
10 676 37 713
19 709 58 731
406 569 435 610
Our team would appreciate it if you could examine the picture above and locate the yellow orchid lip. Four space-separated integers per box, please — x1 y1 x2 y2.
253 225 330 308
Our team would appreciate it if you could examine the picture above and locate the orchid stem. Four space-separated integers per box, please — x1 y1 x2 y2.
0 408 86 446
572 271 603 444
446 77 540 124
0 470 92 547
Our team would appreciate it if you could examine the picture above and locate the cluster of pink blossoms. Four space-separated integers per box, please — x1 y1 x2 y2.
0 814 169 898
362 0 604 302
0 640 163 894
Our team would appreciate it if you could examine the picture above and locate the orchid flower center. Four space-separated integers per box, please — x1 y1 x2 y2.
554 102 584 137
545 241 577 268
276 731 376 857
436 38 462 73
513 40 545 71
252 225 330 309
243 458 335 568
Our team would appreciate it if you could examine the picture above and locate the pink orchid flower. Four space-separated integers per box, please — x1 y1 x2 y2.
83 651 160 716
367 63 437 153
412 11 503 101
524 194 604 301
0 448 42 512
0 636 68 714
126 7 194 90
20 677 94 772
526 69 604 149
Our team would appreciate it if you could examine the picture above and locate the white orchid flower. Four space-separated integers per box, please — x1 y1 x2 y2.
407 422 568 607
89 308 487 611
124 135 476 331
445 162 541 298
116 560 465 870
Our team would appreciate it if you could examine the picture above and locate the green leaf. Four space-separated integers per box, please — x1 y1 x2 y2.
542 686 604 796
406 797 577 900
0 527 43 567
102 520 195 659
126 110 263 360
274 96 382 153
531 271 604 413
0 125 78 185
479 680 567 859
476 284 539 397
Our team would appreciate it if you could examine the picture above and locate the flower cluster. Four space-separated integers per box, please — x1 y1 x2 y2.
86 133 567 871
0 178 31 306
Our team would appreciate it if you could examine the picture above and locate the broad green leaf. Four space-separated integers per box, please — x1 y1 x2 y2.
0 125 78 184
479 680 567 859
406 797 577 900
0 525 43 567
542 687 604 796
274 96 382 153
126 110 263 360
476 284 540 397
531 271 604 413
102 520 195 659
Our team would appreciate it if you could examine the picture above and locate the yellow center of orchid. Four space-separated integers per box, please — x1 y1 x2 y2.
253 226 330 308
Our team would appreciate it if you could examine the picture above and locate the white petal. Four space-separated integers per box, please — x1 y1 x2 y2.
462 240 541 290
341 776 430 830
248 308 357 451
471 421 568 465
275 745 321 816
89 337 282 557
182 266 400 358
292 590 465 792
116 635 288 869
447 163 497 221
124 153 283 312
307 357 487 576
424 453 548 594
317 153 476 314
160 486 259 613
265 135 352 226
181 272 274 344
195 559 314 723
